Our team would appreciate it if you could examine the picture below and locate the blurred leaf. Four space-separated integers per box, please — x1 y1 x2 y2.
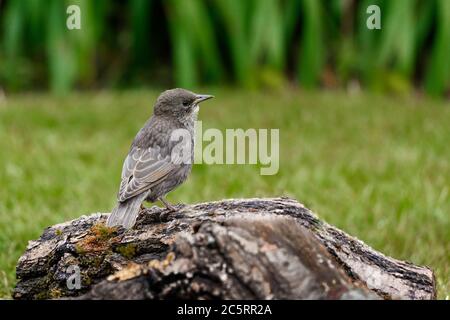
1 0 25 88
297 0 324 87
424 0 450 96
250 0 284 69
130 0 152 67
166 0 199 87
213 0 253 87
377 0 416 76
356 0 384 85
46 0 76 93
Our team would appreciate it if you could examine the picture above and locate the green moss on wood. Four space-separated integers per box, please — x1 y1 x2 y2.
116 243 137 259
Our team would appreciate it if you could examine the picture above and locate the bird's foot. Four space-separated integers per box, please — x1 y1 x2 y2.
159 197 177 212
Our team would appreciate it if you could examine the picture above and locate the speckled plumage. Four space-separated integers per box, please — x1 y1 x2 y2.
107 88 213 229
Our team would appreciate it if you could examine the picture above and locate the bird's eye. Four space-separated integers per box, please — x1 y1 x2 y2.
182 101 190 107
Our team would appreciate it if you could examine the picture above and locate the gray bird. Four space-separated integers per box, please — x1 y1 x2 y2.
107 88 213 229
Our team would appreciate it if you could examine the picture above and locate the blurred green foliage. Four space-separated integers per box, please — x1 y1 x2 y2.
0 0 449 95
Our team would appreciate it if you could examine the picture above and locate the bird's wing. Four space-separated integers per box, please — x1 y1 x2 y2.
117 146 182 202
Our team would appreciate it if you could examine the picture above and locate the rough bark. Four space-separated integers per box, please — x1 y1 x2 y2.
13 197 436 300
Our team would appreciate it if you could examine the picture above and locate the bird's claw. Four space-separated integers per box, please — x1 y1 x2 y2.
158 197 179 212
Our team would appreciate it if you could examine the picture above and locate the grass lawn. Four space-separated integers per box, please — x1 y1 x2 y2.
0 89 448 299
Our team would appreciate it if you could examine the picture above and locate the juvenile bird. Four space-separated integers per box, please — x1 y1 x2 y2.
107 88 213 229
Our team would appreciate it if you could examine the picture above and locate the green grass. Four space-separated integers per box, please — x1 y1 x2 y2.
0 89 448 299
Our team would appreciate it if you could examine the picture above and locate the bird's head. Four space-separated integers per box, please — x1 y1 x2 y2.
153 88 213 120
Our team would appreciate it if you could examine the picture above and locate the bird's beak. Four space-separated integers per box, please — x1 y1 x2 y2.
194 94 214 105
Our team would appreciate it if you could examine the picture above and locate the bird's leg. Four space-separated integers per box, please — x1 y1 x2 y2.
140 203 145 211
159 197 177 212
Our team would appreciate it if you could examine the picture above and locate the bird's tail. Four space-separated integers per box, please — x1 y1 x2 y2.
106 193 147 229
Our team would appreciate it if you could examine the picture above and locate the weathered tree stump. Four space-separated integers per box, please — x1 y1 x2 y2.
13 198 436 300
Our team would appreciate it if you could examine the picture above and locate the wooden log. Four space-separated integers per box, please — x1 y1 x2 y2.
13 198 436 300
